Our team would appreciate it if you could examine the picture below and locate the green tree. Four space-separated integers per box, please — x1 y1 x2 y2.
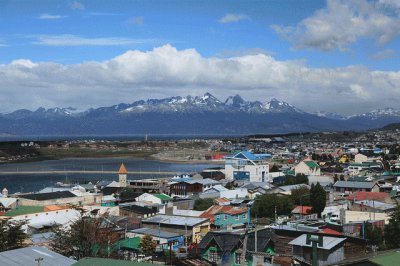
361 222 383 247
193 198 214 211
140 234 156 256
310 183 326 218
119 187 137 201
251 194 293 219
384 205 400 249
290 187 311 206
0 219 27 251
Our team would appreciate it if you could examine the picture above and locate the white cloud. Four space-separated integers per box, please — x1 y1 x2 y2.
32 34 154 46
126 16 144 26
71 1 85 10
370 49 396 60
38 13 66 20
272 0 400 51
0 44 399 114
219 13 249 24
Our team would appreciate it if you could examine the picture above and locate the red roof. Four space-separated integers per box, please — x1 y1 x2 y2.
348 192 389 201
215 197 230 205
291 206 313 215
200 205 248 223
118 163 128 174
319 228 342 235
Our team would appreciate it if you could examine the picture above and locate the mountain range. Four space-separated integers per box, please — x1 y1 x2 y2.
1 93 400 135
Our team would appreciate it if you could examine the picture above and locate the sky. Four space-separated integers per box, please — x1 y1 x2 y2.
0 0 399 115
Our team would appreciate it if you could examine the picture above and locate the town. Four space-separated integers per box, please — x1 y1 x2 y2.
1 129 400 266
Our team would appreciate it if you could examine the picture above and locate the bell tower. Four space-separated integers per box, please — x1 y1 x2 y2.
118 163 128 187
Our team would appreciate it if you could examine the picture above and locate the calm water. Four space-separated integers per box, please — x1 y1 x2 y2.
0 157 216 193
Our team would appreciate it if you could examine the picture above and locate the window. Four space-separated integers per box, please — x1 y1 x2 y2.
224 214 228 220
235 215 239 220
235 253 241 264
242 213 247 219
209 250 219 262
215 215 219 220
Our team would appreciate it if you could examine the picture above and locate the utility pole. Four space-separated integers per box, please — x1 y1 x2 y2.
240 228 249 266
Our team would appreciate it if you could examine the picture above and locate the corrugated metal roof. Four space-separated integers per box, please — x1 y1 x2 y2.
0 246 76 266
289 234 346 250
333 181 376 189
130 227 182 239
143 214 208 226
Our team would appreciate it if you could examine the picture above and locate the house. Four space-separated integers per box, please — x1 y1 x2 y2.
354 153 368 163
200 205 248 229
142 214 210 243
15 191 102 206
295 160 321 176
291 206 317 220
198 229 274 266
126 227 184 251
135 193 172 204
0 197 17 212
333 181 380 195
224 151 270 182
200 188 248 199
289 234 347 266
169 179 220 197
119 204 158 219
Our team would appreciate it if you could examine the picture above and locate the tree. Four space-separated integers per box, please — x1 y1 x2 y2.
270 164 280 172
290 187 311 206
384 205 400 249
0 219 27 251
140 234 156 256
119 187 137 201
310 183 326 218
361 222 383 247
193 198 214 211
251 194 293 219
50 208 120 259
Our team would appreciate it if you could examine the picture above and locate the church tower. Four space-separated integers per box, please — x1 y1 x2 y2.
118 163 128 187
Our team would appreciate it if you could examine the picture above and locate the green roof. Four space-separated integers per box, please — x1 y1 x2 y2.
369 250 400 266
304 161 320 169
154 194 172 201
72 258 156 266
1 206 44 217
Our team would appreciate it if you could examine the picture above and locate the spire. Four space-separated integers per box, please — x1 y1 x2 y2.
118 163 128 174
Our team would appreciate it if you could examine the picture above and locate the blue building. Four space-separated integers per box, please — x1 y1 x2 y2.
225 151 271 182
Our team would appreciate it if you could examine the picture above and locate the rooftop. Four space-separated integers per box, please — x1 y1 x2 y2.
333 181 376 189
0 246 76 266
72 257 156 266
130 227 182 239
143 214 209 227
1 205 44 217
118 163 128 174
18 191 77 201
289 234 346 250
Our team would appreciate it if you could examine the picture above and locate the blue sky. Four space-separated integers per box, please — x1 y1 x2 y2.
0 0 399 114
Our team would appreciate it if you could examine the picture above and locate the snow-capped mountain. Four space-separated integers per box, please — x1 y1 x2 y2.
349 107 400 120
1 93 400 135
117 93 302 114
314 111 346 120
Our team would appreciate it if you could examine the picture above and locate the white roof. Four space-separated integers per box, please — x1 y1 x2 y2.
106 181 121 187
0 197 17 208
289 234 346 250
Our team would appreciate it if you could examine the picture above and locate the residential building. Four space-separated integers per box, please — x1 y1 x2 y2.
295 160 321 176
119 204 157 219
289 234 346 266
142 214 210 243
135 193 172 205
169 178 220 197
333 181 380 195
200 205 248 229
224 151 270 182
126 227 184 251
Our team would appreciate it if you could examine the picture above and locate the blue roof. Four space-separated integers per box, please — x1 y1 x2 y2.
229 151 270 161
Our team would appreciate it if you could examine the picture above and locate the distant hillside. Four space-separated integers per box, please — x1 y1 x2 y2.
1 93 400 135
